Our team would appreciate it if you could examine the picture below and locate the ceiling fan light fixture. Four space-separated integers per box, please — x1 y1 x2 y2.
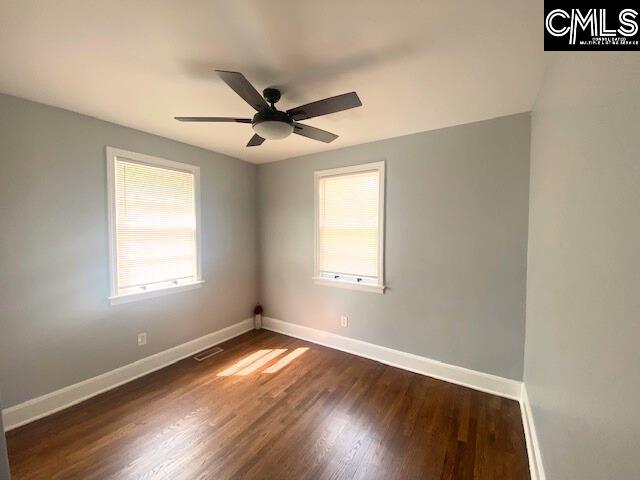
252 119 294 140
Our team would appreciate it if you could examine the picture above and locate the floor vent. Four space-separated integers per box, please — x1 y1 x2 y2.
193 346 224 362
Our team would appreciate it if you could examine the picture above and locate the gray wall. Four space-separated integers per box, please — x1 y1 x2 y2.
525 54 640 479
258 113 530 380
0 94 259 408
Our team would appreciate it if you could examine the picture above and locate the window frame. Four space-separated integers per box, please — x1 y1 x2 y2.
313 161 386 294
106 147 203 305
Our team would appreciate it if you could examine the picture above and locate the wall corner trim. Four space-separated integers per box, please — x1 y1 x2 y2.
2 318 254 432
262 316 522 401
520 383 546 480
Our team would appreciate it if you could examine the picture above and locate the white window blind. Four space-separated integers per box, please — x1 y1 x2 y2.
315 162 385 292
107 148 201 303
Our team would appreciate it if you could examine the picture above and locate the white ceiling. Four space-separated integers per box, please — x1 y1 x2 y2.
0 0 546 164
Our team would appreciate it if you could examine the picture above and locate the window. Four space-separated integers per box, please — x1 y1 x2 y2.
314 161 385 293
106 147 202 304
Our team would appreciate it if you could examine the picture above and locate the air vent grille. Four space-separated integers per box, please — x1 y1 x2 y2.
193 346 224 362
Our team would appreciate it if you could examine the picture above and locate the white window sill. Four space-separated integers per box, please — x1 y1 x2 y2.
109 280 205 305
312 277 385 294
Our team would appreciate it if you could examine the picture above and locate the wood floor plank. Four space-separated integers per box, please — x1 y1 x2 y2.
7 330 530 479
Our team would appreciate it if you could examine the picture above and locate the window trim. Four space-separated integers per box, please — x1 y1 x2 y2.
313 161 386 294
106 147 203 305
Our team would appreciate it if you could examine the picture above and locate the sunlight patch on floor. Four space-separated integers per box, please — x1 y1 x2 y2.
216 347 309 376
217 349 272 376
264 348 309 373
236 349 287 375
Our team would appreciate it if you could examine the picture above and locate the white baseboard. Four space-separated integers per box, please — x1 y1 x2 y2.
520 383 546 480
2 318 254 432
262 317 522 401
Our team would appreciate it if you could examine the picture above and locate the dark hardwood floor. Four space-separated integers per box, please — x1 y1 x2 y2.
7 330 530 479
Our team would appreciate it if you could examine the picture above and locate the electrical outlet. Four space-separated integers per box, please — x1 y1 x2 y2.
137 332 147 346
340 315 349 328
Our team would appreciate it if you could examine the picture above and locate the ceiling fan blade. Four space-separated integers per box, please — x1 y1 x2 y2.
175 117 252 123
247 134 265 147
216 70 269 112
293 123 338 143
287 92 362 121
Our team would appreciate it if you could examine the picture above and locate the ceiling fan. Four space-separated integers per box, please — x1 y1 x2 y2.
175 70 362 147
